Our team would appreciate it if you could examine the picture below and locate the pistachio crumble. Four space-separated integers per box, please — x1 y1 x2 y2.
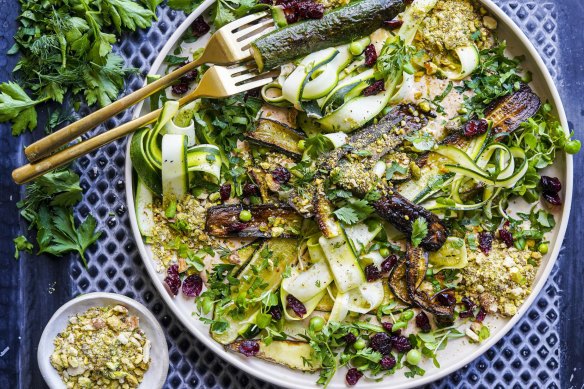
50 305 151 389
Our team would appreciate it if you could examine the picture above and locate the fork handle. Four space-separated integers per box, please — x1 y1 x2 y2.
11 90 206 185
24 57 205 163
13 109 161 184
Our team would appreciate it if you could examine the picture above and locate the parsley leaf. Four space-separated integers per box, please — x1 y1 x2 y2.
303 133 334 160
17 169 101 266
39 208 101 266
410 217 428 247
0 82 47 135
334 199 374 225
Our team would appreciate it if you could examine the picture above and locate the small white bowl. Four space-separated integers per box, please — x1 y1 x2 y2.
38 292 169 389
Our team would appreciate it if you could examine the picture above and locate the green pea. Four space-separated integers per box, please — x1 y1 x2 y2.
239 209 252 222
565 140 581 155
349 37 371 55
309 316 325 332
379 247 390 258
400 310 414 321
538 243 549 255
353 338 366 350
406 349 422 365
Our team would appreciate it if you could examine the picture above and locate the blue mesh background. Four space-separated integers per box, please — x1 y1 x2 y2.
0 1 565 388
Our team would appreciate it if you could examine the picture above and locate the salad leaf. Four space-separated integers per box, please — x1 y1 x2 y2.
13 236 34 259
410 217 428 247
0 82 47 135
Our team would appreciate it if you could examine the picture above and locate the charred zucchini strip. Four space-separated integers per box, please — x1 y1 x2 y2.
245 119 306 159
405 243 455 323
373 191 448 252
251 0 405 71
206 204 303 238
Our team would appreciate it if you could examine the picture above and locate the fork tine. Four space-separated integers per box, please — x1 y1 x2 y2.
225 11 269 32
238 25 276 48
235 76 277 93
232 18 275 40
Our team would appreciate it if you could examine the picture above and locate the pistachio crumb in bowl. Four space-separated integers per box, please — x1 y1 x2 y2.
38 293 168 389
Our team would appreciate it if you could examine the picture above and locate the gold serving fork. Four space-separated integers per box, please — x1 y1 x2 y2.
13 62 278 184
13 12 276 184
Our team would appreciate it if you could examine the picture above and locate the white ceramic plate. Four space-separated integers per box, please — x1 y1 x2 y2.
38 292 169 389
124 2 573 387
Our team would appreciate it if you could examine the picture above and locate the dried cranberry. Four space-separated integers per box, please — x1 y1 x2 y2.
381 254 398 273
182 274 203 297
362 80 385 96
164 275 181 296
543 191 562 206
297 1 324 19
164 265 181 296
380 355 396 370
346 368 363 386
281 4 299 24
167 264 179 277
390 335 412 353
463 119 489 138
459 297 476 318
435 291 456 307
171 82 189 95
382 322 393 333
475 307 487 323
364 264 381 282
219 183 231 202
364 44 378 67
182 69 198 83
369 333 392 355
498 228 514 248
415 311 431 333
243 183 261 197
191 16 210 38
271 167 291 184
478 231 493 255
286 294 307 317
540 176 562 193
238 340 260 357
462 297 476 311
384 19 404 29
344 333 357 345
269 306 282 321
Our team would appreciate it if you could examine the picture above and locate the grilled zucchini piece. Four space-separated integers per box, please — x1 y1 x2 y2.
245 119 306 159
206 204 303 238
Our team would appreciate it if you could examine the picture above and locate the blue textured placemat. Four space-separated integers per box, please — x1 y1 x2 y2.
0 1 569 388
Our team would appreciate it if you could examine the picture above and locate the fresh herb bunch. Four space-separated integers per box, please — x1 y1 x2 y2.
17 170 102 266
0 0 160 135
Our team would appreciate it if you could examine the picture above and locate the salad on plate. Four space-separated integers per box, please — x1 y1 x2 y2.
130 0 578 385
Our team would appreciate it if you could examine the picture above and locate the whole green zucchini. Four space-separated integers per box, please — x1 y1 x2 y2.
251 0 405 71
